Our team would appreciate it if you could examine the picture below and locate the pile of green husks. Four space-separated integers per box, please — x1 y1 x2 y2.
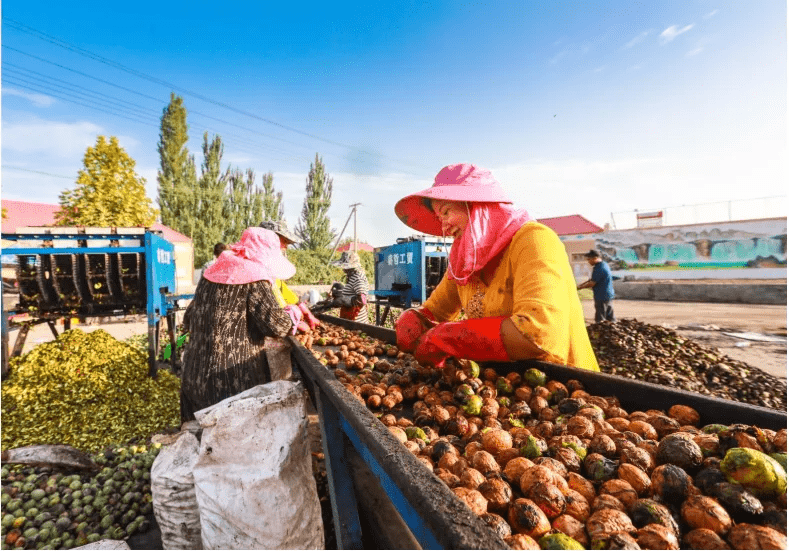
1 329 180 453
1 445 160 549
587 319 787 411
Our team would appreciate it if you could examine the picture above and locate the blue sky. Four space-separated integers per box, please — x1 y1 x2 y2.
2 1 786 246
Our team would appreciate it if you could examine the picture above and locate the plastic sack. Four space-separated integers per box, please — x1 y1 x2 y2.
193 381 324 550
151 432 203 550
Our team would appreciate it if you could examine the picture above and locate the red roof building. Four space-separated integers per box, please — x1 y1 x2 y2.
337 241 374 253
1 199 190 242
536 214 603 236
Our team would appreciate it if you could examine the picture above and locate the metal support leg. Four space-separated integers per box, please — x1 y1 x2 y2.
64 317 71 331
47 320 59 339
11 323 31 358
148 320 159 378
381 305 391 327
1 310 9 380
314 390 364 549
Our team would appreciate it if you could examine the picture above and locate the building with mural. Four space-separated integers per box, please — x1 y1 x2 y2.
595 217 786 270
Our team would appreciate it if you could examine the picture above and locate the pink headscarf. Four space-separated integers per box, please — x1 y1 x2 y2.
394 163 532 285
447 202 532 285
203 227 296 285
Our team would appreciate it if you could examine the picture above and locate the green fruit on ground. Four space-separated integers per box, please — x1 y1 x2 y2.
769 452 787 471
720 447 787 498
539 532 585 550
523 368 547 388
30 490 45 501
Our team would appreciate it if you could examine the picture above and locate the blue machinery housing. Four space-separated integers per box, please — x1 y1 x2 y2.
370 237 449 324
294 314 785 549
1 230 193 378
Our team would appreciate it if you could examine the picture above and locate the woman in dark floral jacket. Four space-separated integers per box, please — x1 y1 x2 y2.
180 227 308 422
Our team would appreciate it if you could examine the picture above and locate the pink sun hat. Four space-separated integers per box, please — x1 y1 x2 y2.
203 227 296 285
394 163 512 236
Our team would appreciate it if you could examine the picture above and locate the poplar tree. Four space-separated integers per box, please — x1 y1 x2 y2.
223 168 264 244
193 133 228 267
156 93 193 230
295 154 335 250
261 171 284 222
56 136 157 227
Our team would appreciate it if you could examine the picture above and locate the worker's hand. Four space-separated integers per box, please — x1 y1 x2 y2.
412 328 450 368
297 302 320 329
283 305 304 335
395 307 436 353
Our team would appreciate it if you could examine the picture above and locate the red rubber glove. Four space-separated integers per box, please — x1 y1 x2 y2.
413 316 511 368
297 302 320 329
395 307 437 352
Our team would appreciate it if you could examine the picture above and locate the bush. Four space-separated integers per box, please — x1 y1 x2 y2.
286 248 376 286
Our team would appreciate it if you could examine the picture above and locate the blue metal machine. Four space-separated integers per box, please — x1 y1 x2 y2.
1 229 193 379
369 236 449 325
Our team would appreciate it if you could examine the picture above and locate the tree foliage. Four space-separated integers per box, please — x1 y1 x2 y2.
260 171 284 222
56 136 157 227
156 93 193 231
285 249 374 286
192 133 229 268
295 154 336 250
223 168 264 245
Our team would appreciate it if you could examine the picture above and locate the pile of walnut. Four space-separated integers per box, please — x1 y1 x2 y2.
295 324 787 550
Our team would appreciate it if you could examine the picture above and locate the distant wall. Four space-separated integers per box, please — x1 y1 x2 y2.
614 280 787 305
595 218 786 270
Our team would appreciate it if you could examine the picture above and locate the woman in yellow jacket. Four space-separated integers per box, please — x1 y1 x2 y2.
394 163 598 371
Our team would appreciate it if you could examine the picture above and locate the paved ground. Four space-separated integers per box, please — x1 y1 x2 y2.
7 298 786 379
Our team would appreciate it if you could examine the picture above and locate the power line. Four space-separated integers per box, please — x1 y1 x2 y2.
3 19 368 153
2 166 74 179
3 18 432 175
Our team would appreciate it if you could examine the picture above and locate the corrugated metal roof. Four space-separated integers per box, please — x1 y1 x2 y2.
537 214 603 236
1 199 191 242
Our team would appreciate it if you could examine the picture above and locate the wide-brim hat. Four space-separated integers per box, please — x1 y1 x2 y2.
332 251 362 270
259 220 300 245
394 163 512 236
204 227 296 285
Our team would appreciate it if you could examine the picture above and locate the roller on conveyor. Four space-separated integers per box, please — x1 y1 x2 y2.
2 228 193 379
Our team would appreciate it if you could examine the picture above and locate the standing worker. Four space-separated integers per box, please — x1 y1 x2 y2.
179 227 307 422
330 251 370 323
393 163 598 371
259 219 320 330
577 249 616 322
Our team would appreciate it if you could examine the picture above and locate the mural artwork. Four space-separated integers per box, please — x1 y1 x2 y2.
594 218 787 270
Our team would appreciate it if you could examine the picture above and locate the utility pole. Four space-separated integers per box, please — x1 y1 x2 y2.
350 203 361 252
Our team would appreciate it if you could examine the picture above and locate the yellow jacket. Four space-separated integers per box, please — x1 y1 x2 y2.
423 222 599 371
272 279 299 307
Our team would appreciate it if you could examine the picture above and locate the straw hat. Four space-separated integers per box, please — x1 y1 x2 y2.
333 251 362 270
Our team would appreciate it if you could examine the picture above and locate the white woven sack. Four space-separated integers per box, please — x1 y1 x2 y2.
150 432 203 550
193 381 324 550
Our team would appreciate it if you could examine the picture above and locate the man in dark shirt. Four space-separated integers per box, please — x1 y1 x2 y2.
577 249 616 322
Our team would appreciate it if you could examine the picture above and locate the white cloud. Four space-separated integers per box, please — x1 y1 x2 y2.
623 30 652 49
660 24 695 44
686 47 704 57
703 10 718 20
2 88 56 107
2 117 103 157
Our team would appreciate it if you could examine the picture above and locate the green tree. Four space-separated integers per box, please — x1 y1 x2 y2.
56 136 157 226
261 171 284 222
295 154 335 250
223 168 264 245
156 93 194 231
192 133 228 268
